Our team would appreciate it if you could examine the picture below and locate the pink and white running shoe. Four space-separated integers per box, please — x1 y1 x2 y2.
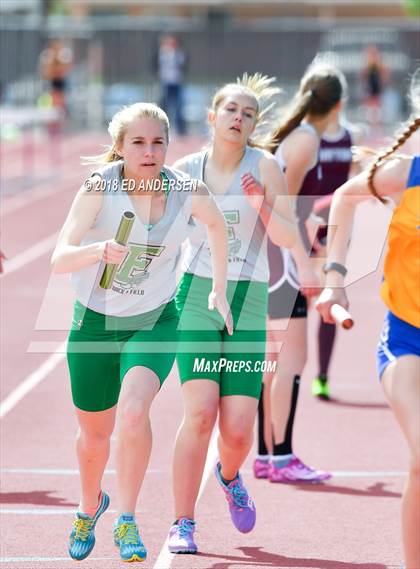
268 455 332 483
252 458 270 479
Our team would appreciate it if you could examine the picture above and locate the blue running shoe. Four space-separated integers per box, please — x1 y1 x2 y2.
215 462 256 533
68 491 110 560
114 514 147 562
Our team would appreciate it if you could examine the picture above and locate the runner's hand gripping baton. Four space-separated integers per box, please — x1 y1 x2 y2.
330 304 354 330
99 211 135 289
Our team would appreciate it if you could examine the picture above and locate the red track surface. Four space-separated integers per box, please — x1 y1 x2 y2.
0 132 406 568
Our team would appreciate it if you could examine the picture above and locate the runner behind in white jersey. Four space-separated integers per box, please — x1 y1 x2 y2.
167 73 297 554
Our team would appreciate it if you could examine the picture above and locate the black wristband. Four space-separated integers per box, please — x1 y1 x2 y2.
322 262 347 277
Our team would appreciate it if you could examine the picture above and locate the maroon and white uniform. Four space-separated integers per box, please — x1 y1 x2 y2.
319 126 353 195
268 123 323 319
316 125 353 243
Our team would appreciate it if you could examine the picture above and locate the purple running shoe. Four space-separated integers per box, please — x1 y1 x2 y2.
215 462 256 533
253 458 270 479
168 518 197 554
269 455 332 483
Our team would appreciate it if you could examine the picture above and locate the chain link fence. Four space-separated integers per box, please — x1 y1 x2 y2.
1 15 418 132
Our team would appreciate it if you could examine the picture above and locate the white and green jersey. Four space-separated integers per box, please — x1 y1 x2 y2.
181 146 269 282
71 160 194 316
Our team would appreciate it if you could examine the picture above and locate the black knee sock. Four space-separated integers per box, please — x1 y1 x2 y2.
318 319 337 381
272 375 300 456
257 384 269 456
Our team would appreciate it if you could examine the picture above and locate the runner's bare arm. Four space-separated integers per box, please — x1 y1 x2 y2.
326 158 408 284
51 177 127 273
281 130 322 296
316 158 410 322
190 181 228 294
190 181 233 334
256 154 297 248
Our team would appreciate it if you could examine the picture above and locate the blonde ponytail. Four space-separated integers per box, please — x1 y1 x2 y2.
82 146 121 166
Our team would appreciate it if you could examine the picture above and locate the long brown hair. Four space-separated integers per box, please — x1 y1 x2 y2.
267 64 346 153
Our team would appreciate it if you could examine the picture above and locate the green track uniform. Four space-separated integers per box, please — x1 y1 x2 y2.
67 161 194 411
176 274 267 399
68 300 179 412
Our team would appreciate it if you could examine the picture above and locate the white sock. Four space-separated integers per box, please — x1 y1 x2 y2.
256 454 270 461
271 453 293 467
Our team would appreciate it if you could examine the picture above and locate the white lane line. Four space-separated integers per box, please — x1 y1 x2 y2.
0 509 144 516
2 185 61 216
0 558 112 564
0 468 406 477
0 509 88 515
1 468 84 475
2 232 58 275
0 342 66 419
1 176 75 216
0 468 164 475
152 429 220 569
330 471 406 477
0 470 405 518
